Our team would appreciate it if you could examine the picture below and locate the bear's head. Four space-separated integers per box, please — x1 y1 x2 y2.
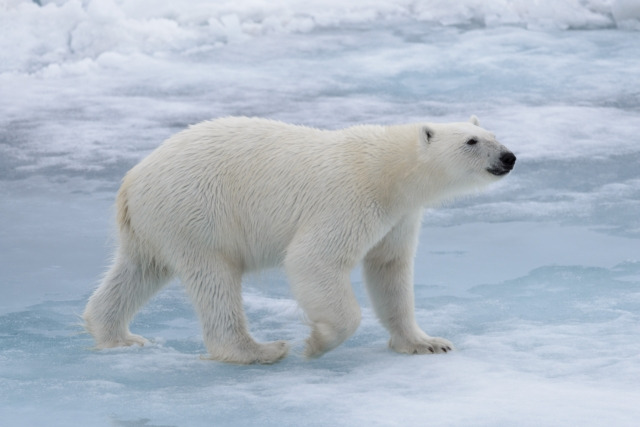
418 116 516 199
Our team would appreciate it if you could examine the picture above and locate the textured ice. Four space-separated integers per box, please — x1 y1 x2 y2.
1 0 639 426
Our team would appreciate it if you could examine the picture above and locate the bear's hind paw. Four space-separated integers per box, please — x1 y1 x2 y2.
205 340 290 365
252 340 289 364
95 333 149 349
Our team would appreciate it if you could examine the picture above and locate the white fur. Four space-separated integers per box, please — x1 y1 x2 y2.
83 116 513 364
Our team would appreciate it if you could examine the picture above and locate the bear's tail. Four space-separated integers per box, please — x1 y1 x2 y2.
116 183 132 235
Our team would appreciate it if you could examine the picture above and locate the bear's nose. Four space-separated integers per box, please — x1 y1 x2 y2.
500 152 516 169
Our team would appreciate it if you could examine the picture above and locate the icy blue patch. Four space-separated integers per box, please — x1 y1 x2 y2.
2 262 640 426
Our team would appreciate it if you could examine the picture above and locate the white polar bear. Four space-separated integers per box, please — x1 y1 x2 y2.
83 116 515 364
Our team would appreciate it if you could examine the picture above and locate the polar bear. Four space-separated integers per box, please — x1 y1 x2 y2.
83 116 515 364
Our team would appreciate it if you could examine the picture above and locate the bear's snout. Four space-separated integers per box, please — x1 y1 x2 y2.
487 151 516 176
500 151 516 170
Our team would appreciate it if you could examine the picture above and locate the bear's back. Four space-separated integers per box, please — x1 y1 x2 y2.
120 117 386 270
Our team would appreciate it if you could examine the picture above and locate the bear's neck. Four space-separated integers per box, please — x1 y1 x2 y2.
369 124 454 215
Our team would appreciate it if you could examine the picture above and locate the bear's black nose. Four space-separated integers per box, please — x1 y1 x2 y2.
500 152 516 169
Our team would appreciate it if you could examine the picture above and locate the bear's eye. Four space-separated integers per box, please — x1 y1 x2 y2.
466 138 478 146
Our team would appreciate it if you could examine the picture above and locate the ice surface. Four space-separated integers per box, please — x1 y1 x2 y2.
1 0 639 426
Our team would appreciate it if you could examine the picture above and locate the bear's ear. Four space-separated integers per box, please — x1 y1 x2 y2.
421 125 434 144
469 115 480 126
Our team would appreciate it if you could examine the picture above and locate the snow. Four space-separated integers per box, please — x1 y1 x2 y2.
1 0 639 425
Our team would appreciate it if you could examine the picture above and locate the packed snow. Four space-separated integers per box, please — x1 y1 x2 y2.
1 0 639 426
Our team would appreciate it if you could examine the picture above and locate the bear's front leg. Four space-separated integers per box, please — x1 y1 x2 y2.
363 212 453 355
285 241 361 358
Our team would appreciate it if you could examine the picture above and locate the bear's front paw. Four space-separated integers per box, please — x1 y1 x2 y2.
389 335 453 355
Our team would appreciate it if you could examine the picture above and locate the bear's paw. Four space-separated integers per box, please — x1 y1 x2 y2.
204 340 290 365
389 335 453 355
95 333 149 349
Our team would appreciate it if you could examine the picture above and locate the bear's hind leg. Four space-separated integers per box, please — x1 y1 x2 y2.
181 255 288 364
84 251 172 348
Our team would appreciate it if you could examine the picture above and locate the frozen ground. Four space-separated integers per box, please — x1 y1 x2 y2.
1 0 640 426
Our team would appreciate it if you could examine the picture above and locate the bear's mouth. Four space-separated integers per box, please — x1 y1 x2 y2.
486 167 511 176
